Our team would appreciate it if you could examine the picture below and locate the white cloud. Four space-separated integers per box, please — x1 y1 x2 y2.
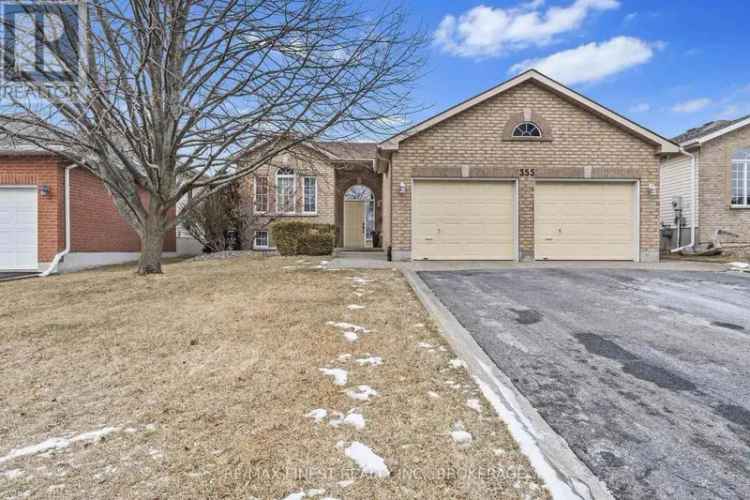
629 102 650 113
509 36 654 85
624 12 638 23
434 0 620 57
672 98 712 113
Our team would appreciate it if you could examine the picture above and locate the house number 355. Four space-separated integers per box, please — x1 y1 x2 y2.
519 168 536 177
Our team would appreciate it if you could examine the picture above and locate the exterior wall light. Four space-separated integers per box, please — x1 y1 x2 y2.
38 185 50 197
399 182 407 194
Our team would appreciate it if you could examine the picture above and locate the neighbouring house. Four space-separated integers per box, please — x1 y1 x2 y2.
237 141 381 251
376 70 678 262
661 116 750 253
0 143 177 274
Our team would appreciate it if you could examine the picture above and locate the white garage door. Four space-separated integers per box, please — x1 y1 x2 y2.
412 180 515 260
0 187 38 270
535 182 636 261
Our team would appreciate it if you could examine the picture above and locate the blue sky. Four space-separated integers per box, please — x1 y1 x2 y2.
382 0 750 139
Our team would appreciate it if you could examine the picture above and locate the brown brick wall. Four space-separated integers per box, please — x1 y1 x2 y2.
697 126 750 243
388 80 661 261
238 147 382 249
238 149 337 248
69 168 176 253
0 155 66 262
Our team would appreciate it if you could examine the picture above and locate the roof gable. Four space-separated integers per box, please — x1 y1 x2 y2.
379 70 678 154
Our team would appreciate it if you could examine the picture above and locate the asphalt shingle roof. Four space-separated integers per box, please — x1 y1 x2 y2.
672 114 750 144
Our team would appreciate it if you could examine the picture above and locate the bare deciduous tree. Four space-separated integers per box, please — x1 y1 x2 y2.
0 0 425 273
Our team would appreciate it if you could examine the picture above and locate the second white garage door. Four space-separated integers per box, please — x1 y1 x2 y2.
535 182 636 261
412 180 514 260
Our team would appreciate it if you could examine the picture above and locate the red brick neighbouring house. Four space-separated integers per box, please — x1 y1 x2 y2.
0 152 176 273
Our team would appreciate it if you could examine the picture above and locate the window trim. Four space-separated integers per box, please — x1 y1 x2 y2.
275 168 296 214
254 230 270 249
731 159 750 208
302 176 318 214
254 175 268 214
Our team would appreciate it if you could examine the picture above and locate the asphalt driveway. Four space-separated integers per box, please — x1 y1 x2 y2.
420 268 750 500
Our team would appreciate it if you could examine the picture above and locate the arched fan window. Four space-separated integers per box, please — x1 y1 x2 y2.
512 122 542 138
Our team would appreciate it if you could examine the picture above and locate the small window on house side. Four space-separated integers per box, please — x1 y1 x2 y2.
732 148 750 207
512 122 542 138
276 167 295 213
254 230 269 249
303 177 317 213
254 176 268 213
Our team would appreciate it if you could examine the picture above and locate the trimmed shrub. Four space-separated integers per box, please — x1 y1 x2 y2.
270 221 335 256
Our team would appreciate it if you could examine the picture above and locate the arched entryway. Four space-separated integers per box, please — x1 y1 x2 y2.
343 185 375 248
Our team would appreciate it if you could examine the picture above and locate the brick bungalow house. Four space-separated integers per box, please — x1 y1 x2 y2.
661 115 750 252
0 143 176 274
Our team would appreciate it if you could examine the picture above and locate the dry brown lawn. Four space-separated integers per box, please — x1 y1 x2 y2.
0 255 548 499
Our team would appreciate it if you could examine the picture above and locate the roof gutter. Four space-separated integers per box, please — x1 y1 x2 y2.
40 164 78 276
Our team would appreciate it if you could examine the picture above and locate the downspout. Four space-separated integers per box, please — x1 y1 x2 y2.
670 147 696 253
40 164 78 276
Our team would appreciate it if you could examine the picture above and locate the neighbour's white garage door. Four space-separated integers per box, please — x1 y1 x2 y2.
0 187 38 270
535 182 636 261
412 180 514 260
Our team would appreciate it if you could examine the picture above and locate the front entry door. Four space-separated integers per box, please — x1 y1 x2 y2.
343 200 366 248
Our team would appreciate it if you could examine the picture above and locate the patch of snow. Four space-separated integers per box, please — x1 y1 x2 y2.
493 448 507 456
350 277 370 285
305 409 328 423
449 358 467 369
320 261 330 265
414 323 425 328
353 292 364 298
427 391 441 399
0 427 119 465
337 353 352 362
145 423 157 431
417 342 434 349
124 427 137 433
329 410 366 430
354 356 382 366
320 368 348 386
335 440 346 450
344 442 390 478
438 346 447 352
345 385 378 401
347 304 366 310
343 331 359 343
321 497 340 500
326 321 370 333
450 422 473 446
1 468 23 480
149 448 164 460
336 479 355 488
307 488 326 497
282 492 305 500
466 399 482 413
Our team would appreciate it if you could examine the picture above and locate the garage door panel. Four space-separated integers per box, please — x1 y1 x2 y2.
0 188 38 270
535 182 635 261
413 181 514 260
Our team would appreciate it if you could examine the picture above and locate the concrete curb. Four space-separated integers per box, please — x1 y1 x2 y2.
403 269 614 500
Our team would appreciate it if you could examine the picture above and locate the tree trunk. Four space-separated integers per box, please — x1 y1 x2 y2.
137 217 168 275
